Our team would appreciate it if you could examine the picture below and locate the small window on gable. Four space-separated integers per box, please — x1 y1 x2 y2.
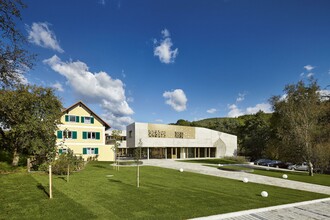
84 117 91 124
69 115 76 122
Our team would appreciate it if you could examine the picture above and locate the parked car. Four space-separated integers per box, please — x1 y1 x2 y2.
269 160 292 169
254 159 272 165
253 159 270 165
267 160 282 167
289 162 308 171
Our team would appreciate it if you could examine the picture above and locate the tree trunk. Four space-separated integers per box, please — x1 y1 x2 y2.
137 164 140 188
12 147 20 166
308 161 314 176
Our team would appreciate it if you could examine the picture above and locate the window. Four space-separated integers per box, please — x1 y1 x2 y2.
65 115 79 123
83 147 99 155
82 131 100 140
58 148 68 154
81 116 94 124
175 132 184 138
148 130 166 138
129 130 132 138
69 115 76 122
57 130 77 139
84 117 91 124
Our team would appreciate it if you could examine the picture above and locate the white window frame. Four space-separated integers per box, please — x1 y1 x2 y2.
86 148 96 154
84 116 91 124
69 115 76 122
87 132 97 139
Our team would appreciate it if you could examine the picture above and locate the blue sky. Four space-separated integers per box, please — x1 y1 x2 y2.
21 0 330 129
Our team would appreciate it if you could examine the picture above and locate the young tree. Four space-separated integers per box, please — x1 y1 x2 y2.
0 0 35 87
270 80 323 176
111 130 122 171
0 85 63 166
134 139 143 188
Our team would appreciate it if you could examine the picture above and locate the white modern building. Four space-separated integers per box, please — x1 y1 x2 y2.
126 122 237 159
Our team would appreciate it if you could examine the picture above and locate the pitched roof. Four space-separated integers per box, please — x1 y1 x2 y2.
62 101 111 130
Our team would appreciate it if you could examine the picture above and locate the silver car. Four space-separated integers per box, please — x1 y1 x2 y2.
290 162 308 171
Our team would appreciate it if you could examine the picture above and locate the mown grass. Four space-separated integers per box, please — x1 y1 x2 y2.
215 165 330 187
0 161 328 220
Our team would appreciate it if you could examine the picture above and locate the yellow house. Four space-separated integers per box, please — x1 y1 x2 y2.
56 101 114 161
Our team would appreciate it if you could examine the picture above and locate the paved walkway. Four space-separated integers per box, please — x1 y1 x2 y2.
142 159 330 195
192 198 330 220
143 159 330 219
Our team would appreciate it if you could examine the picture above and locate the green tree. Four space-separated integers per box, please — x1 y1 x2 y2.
0 0 35 87
0 85 62 166
237 111 271 160
270 80 323 176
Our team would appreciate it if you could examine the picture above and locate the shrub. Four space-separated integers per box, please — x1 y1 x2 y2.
39 149 85 175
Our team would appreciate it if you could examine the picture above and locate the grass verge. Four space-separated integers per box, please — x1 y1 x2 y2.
216 165 330 187
0 161 328 219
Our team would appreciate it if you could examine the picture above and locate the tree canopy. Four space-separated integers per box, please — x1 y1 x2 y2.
270 80 329 175
0 0 35 87
0 85 63 166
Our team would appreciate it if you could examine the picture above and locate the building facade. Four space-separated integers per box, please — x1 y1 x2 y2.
126 122 237 159
56 101 114 161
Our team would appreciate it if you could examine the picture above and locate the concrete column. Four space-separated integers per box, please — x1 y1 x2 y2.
147 147 149 160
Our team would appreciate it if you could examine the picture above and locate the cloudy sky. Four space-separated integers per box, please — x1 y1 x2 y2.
22 0 330 129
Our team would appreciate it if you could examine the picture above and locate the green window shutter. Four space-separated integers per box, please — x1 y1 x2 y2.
59 149 63 154
96 132 100 140
91 117 94 124
95 148 99 155
81 117 84 123
65 115 69 122
72 131 77 139
57 130 62 139
82 132 87 139
76 116 79 122
83 148 87 155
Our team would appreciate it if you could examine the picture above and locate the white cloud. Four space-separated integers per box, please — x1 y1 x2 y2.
43 55 134 129
227 103 272 117
27 22 64 53
163 89 187 112
245 103 272 114
51 82 64 92
206 108 217 114
227 104 244 117
304 65 315 71
154 29 178 64
236 93 246 102
319 90 330 101
307 72 314 78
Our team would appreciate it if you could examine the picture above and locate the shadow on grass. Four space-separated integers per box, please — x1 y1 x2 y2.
37 183 49 197
57 176 67 182
93 164 109 169
108 179 122 183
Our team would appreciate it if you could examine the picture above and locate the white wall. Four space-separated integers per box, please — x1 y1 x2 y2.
126 122 237 157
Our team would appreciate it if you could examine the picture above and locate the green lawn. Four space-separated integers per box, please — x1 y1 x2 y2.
0 162 328 219
216 165 330 187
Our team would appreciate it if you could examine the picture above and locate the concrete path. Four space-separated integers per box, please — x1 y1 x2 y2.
192 198 330 220
142 159 330 195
